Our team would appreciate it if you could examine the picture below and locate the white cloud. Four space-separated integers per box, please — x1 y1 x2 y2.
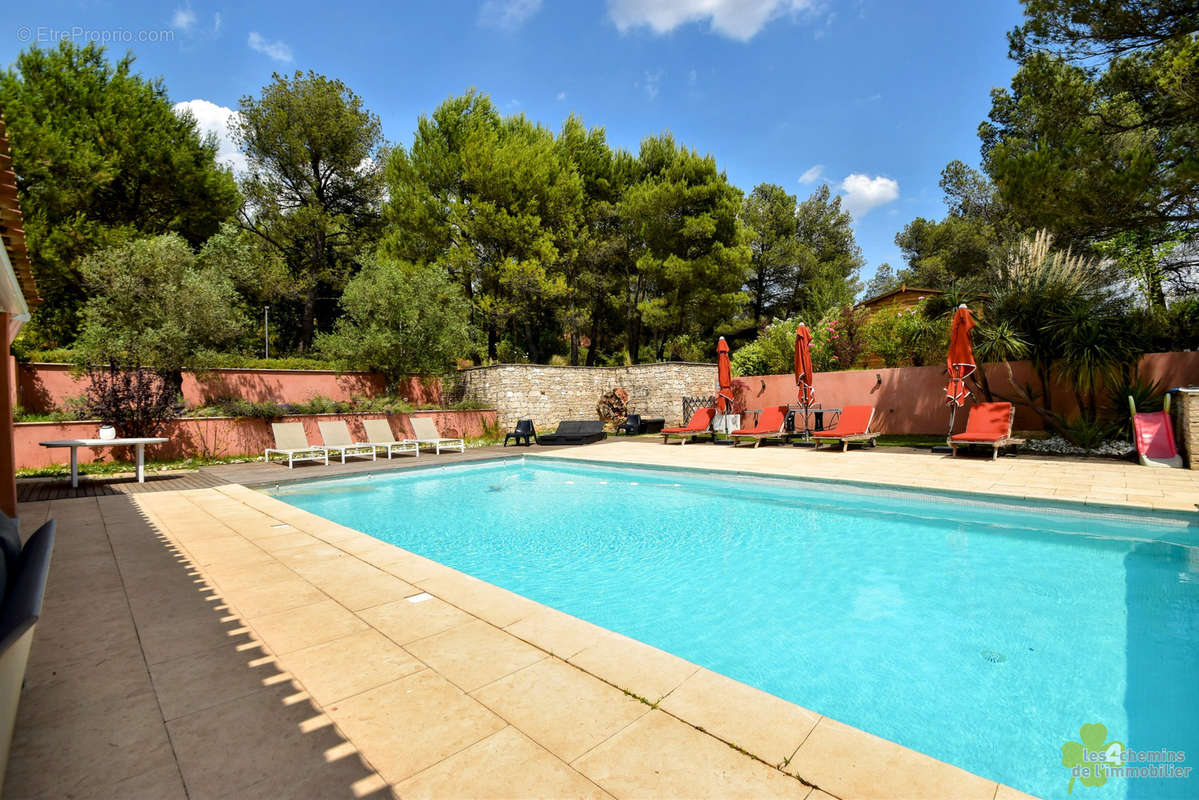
608 0 815 41
248 32 293 62
174 99 247 174
556 91 566 101
213 12 222 33
171 7 196 30
839 173 899 218
643 69 664 100
479 0 543 29
798 164 823 184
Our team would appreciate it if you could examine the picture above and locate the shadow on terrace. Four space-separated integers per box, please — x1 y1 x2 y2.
4 493 390 798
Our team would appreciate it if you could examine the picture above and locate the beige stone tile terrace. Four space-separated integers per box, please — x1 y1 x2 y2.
11 440 1191 798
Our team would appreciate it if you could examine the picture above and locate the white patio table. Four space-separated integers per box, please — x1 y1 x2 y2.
39 437 169 488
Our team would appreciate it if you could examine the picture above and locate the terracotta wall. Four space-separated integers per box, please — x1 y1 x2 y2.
16 364 442 412
738 352 1199 435
14 410 496 470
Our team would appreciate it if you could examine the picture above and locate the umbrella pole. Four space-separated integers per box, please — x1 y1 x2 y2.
932 404 957 454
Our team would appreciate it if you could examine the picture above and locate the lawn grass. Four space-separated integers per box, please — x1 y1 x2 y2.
875 434 946 449
17 455 256 479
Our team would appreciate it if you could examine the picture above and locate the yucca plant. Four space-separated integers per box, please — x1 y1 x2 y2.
1108 375 1166 443
983 230 1139 444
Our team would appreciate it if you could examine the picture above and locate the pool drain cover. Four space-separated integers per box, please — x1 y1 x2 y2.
980 649 1007 663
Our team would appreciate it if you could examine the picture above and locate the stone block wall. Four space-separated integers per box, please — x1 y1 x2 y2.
1177 389 1199 469
458 362 717 431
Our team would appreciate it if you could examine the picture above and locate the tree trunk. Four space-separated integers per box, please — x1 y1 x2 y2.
585 316 600 366
163 368 186 401
752 271 765 330
299 286 318 352
1149 272 1167 308
487 325 498 361
628 316 641 364
524 320 540 363
1038 363 1053 413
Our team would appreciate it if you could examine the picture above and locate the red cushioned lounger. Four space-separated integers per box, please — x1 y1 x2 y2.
731 406 788 448
810 405 879 452
950 402 1018 460
661 407 716 445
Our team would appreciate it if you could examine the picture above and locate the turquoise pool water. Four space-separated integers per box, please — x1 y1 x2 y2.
272 458 1199 799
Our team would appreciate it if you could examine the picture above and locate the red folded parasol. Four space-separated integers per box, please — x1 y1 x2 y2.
794 323 814 408
716 336 734 414
945 304 976 435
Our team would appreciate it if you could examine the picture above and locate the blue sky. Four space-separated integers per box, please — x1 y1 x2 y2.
2 0 1025 286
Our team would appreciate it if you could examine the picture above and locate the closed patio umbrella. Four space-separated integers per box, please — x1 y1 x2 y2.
716 336 734 414
945 304 977 438
794 323 815 432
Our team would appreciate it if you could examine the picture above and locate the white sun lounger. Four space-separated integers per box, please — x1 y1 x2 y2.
265 422 329 468
407 417 465 454
316 420 378 464
362 418 419 459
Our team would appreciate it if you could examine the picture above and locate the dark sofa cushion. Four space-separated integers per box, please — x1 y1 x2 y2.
0 516 20 595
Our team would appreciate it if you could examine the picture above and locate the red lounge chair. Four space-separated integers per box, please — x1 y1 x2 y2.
950 402 1021 460
811 405 879 452
731 406 788 448
661 407 715 445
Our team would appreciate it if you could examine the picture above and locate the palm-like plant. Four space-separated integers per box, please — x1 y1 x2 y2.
983 229 1138 439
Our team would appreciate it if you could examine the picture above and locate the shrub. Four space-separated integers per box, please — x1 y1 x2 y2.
84 364 183 438
1107 375 1166 442
860 301 943 367
730 318 799 376
730 339 769 377
316 258 475 383
494 340 529 364
811 305 866 371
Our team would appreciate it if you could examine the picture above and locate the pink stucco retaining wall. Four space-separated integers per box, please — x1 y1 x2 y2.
16 363 443 412
14 410 496 470
739 351 1199 435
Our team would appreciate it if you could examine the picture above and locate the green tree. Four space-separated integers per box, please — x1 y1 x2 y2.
618 134 751 361
982 1 1198 277
73 234 249 391
740 183 863 329
741 184 804 328
894 215 993 289
893 162 1011 290
234 71 385 351
789 186 864 318
863 263 900 299
382 91 582 362
315 258 474 383
0 41 240 345
555 115 634 365
193 222 297 355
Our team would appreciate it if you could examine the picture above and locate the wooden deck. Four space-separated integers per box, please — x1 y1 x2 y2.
15 443 562 501
16 470 229 502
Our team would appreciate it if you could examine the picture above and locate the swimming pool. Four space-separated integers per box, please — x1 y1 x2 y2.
272 458 1199 800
